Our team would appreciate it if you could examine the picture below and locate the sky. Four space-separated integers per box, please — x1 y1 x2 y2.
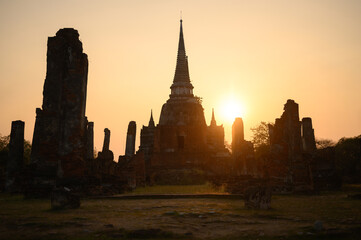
0 0 360 158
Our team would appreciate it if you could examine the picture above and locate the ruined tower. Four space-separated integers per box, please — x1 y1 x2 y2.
301 117 316 153
6 120 25 192
139 111 156 175
125 121 137 159
98 128 114 161
232 117 245 156
268 99 313 192
31 28 88 184
269 99 302 160
86 122 94 160
102 128 111 153
140 111 156 157
232 118 255 175
207 109 225 150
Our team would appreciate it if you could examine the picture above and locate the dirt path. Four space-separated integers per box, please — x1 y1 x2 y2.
1 192 361 239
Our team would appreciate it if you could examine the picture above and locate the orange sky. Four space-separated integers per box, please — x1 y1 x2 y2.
1 0 360 158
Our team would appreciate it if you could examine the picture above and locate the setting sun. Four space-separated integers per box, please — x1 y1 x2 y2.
220 97 246 123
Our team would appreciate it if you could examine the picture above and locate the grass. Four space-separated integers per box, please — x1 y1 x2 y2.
0 185 360 240
128 182 225 195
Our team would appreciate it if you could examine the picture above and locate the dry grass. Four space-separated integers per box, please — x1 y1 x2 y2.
128 182 225 195
0 185 360 240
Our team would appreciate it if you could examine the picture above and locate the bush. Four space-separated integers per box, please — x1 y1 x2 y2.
335 135 361 183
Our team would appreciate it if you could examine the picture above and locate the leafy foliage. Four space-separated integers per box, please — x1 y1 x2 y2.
224 140 232 153
194 96 203 105
334 135 361 183
0 134 10 168
250 122 272 158
24 139 32 164
0 134 10 151
316 138 336 149
250 122 272 149
0 134 32 166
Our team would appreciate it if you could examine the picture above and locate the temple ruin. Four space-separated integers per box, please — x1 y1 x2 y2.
267 99 315 192
302 117 316 153
125 121 137 160
86 122 94 160
6 120 25 192
30 28 89 190
97 128 114 161
126 20 231 185
232 118 255 176
0 21 324 196
25 28 126 196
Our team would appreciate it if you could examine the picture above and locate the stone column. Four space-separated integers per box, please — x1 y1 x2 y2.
302 117 316 153
231 118 245 174
6 120 24 192
30 28 88 170
125 121 136 158
29 28 88 195
98 128 114 161
283 99 302 158
232 118 244 154
102 128 111 152
86 122 94 159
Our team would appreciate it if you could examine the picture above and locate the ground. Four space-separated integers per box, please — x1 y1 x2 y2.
0 184 360 240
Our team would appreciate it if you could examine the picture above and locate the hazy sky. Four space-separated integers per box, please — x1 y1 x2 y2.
1 0 360 158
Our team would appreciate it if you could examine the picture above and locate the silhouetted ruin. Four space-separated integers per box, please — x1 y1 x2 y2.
98 128 114 161
232 118 255 175
125 121 136 159
29 28 89 195
23 28 128 196
139 111 156 165
267 99 314 192
86 121 94 160
128 20 231 185
206 110 231 176
0 21 337 198
6 120 25 192
207 109 226 151
302 117 316 153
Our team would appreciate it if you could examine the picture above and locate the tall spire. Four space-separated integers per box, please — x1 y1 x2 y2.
210 108 217 126
178 19 185 53
148 109 155 127
170 19 194 98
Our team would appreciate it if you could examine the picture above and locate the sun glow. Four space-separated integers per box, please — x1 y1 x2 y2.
220 97 246 123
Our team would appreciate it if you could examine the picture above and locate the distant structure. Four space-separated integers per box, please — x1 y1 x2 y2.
139 111 156 165
207 109 225 150
301 117 316 153
97 128 114 161
133 19 230 184
268 99 315 192
232 118 255 175
30 28 89 188
26 28 126 196
232 118 245 158
206 110 231 175
86 122 94 160
125 121 137 159
6 22 322 196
